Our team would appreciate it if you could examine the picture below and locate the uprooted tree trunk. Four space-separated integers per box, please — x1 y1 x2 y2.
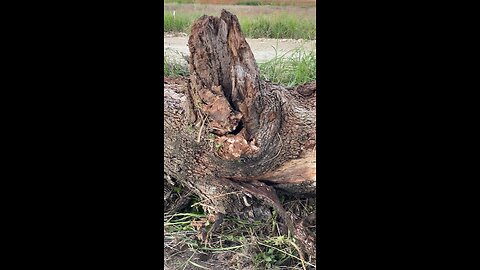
164 10 316 258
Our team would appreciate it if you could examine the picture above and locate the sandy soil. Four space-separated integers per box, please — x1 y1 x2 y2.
164 34 316 64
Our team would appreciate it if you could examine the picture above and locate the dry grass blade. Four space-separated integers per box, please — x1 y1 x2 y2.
258 242 316 268
188 260 210 269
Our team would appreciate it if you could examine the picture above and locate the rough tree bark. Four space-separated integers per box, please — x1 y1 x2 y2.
164 10 316 258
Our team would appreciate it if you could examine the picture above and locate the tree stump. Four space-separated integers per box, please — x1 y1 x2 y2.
164 10 316 258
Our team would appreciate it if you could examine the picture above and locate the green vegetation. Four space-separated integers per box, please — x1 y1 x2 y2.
164 12 198 33
259 45 316 87
164 183 316 269
236 0 262 5
242 15 315 40
164 53 189 77
164 46 316 87
164 11 316 40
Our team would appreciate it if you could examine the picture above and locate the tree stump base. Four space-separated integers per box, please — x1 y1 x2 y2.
164 10 316 258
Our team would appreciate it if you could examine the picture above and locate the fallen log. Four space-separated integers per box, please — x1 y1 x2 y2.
164 10 316 258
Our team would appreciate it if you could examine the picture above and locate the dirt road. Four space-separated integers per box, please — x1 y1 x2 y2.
164 33 316 64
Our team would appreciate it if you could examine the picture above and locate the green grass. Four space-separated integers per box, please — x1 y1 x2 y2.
164 11 316 40
258 45 316 87
164 53 189 77
242 15 316 40
164 12 198 33
164 46 316 86
165 206 315 268
164 177 316 269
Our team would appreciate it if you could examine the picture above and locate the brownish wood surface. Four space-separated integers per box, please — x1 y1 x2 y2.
164 10 316 258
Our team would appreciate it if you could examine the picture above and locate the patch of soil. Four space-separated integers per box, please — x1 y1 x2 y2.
164 76 188 86
164 248 256 270
164 32 188 38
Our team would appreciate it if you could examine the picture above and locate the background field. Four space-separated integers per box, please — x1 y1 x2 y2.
164 2 316 39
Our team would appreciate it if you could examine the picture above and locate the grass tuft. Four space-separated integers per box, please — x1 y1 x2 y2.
241 15 316 40
164 53 189 77
164 12 198 33
164 45 316 86
164 179 316 269
259 45 316 87
236 0 262 5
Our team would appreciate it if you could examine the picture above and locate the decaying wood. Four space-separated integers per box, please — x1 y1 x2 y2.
164 10 316 258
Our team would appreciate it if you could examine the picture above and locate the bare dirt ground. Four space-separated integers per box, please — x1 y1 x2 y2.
164 33 316 64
